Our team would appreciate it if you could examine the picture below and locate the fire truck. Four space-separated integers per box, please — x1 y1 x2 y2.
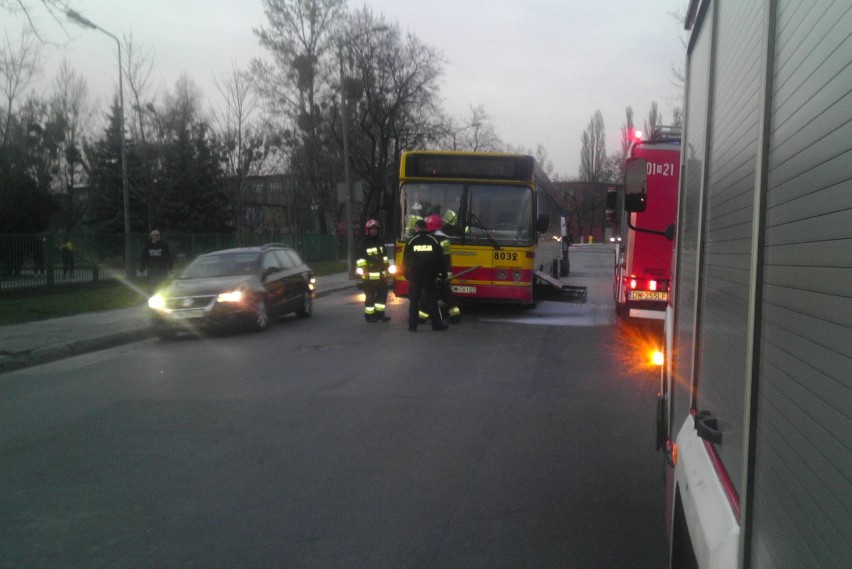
627 1 851 568
612 127 680 320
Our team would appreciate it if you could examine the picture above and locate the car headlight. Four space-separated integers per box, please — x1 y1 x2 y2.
217 290 243 303
148 294 167 310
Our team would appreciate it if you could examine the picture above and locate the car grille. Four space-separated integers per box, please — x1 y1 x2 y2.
165 295 216 310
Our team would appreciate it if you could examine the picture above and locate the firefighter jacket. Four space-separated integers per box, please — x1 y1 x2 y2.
432 229 453 277
356 235 389 281
403 230 445 281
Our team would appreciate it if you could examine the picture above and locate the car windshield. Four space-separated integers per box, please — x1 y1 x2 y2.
180 253 258 278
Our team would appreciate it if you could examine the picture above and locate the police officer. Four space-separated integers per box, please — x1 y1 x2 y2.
402 219 447 332
356 219 391 322
425 214 461 324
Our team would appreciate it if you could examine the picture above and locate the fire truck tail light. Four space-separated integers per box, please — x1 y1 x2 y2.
650 280 658 291
630 279 637 289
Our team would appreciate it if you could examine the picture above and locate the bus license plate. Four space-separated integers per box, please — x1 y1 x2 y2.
452 285 476 294
628 291 668 301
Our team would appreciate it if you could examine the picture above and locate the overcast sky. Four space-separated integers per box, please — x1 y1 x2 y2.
6 0 687 180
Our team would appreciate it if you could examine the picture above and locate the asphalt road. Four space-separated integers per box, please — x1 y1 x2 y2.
0 245 668 569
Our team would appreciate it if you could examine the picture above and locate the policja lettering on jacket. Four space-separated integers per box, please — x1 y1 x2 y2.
402 219 447 332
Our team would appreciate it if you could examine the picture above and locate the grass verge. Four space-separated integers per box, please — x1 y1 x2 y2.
0 259 348 326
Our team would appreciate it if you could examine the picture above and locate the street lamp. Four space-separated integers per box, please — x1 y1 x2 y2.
339 51 355 278
339 25 389 279
67 9 132 279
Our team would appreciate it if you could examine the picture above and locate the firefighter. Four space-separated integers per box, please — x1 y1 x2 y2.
402 219 448 332
356 219 391 322
425 214 461 324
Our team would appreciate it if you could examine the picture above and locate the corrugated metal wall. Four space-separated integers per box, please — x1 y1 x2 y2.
697 0 764 500
751 1 852 567
681 0 852 567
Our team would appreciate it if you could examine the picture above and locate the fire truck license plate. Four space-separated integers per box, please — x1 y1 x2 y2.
452 285 476 294
628 291 668 301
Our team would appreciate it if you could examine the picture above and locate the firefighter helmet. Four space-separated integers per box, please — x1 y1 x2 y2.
365 219 381 234
425 214 443 232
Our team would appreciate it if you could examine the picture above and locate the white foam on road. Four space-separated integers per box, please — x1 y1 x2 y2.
481 300 614 327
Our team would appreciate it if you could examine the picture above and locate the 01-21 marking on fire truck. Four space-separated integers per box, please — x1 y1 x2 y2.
647 162 676 176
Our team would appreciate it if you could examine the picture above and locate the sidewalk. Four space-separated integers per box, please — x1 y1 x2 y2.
0 272 357 374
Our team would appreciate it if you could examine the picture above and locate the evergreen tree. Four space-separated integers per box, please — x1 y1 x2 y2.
85 100 144 233
0 103 57 233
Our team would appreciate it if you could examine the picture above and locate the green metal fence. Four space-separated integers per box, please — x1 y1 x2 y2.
0 232 340 292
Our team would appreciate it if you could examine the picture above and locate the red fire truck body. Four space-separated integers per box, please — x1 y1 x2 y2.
614 130 680 320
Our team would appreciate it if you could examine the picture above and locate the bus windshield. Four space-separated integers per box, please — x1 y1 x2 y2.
401 182 534 246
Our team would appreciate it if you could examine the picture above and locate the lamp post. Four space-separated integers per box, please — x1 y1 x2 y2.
67 9 132 279
338 25 389 279
338 43 356 279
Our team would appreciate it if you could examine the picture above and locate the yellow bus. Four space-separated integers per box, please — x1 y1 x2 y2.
393 150 565 305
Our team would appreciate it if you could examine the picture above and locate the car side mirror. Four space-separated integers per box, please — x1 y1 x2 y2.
536 213 550 233
624 158 648 212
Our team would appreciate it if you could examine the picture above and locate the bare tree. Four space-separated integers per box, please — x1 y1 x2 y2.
644 101 662 138
1 28 42 227
439 104 502 152
609 106 635 183
669 7 687 123
50 59 93 232
0 1 67 40
573 110 614 240
579 110 607 183
122 33 161 230
252 0 346 234
1 28 42 151
342 6 445 230
213 62 281 237
535 144 554 178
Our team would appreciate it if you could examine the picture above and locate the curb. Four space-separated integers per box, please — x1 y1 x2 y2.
0 281 356 374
